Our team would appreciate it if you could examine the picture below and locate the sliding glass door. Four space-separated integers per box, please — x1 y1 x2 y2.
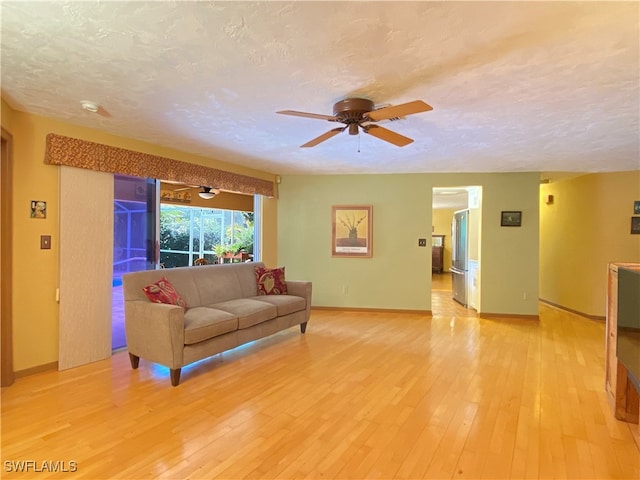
112 175 158 350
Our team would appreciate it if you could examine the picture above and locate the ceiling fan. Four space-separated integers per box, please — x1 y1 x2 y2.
197 187 218 199
276 98 433 147
171 184 219 199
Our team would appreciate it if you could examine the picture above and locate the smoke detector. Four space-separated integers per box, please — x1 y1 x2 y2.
81 100 100 113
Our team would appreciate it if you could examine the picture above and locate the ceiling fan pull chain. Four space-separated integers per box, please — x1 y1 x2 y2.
358 131 361 153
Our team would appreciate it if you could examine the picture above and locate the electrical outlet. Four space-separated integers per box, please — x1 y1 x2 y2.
418 238 427 247
342 285 349 294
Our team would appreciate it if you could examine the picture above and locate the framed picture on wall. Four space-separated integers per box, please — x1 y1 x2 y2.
631 217 640 234
30 200 47 219
331 205 373 257
634 200 640 215
500 211 522 227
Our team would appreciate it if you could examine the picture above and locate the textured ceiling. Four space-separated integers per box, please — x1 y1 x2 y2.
1 1 638 177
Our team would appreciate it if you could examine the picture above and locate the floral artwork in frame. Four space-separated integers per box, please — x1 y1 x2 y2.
332 205 373 258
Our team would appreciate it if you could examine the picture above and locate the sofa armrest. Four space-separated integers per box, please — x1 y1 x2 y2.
286 280 312 323
124 300 186 369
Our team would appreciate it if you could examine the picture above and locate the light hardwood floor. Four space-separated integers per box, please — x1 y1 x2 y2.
2 296 639 479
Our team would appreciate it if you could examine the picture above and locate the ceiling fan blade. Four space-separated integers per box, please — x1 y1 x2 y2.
301 127 346 147
363 125 414 147
365 100 433 122
277 110 338 121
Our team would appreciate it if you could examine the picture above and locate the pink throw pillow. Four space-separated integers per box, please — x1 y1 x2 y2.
255 267 288 295
142 277 187 308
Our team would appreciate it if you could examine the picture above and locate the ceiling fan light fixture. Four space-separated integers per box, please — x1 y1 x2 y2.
198 187 218 199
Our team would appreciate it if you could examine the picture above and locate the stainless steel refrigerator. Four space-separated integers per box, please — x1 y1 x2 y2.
451 209 469 306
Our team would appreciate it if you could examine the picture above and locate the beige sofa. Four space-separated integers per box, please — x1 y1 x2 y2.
122 262 312 386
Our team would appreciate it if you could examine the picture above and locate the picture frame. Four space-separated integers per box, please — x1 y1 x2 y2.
332 205 373 258
500 211 522 227
631 217 640 235
30 200 47 219
634 201 640 215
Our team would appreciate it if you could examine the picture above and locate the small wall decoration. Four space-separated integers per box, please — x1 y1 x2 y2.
30 200 47 219
634 200 640 215
501 211 522 227
631 217 640 235
160 190 191 203
332 205 373 258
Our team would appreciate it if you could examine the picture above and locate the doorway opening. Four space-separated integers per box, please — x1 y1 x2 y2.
431 186 482 316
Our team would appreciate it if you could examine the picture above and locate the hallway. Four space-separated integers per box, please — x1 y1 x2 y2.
431 272 476 317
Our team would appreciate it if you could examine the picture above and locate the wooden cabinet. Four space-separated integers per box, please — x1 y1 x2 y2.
605 262 640 423
605 264 618 406
432 235 444 273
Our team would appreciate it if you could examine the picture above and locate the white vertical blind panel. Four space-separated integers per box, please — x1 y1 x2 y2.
59 167 113 370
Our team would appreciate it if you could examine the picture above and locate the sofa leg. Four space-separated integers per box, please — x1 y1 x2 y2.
300 322 307 334
170 368 182 387
129 353 140 369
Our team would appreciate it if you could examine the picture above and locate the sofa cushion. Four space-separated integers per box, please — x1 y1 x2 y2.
250 295 306 317
209 298 277 329
193 265 244 306
255 266 288 295
184 307 238 345
142 277 188 308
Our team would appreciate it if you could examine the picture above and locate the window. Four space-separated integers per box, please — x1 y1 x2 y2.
160 205 253 268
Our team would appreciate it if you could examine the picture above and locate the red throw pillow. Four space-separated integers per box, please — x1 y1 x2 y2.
255 267 288 295
142 277 187 308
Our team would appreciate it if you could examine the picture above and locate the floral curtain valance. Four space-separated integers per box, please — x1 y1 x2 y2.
44 133 275 197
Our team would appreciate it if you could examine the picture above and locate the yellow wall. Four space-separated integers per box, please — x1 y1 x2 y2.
278 172 540 315
540 171 640 317
432 208 455 271
1 104 277 372
261 196 278 268
1 98 13 129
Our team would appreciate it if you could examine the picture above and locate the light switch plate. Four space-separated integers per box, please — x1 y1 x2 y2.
418 238 427 247
41 235 51 249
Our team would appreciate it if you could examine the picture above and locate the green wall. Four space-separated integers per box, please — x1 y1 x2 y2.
278 172 540 315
